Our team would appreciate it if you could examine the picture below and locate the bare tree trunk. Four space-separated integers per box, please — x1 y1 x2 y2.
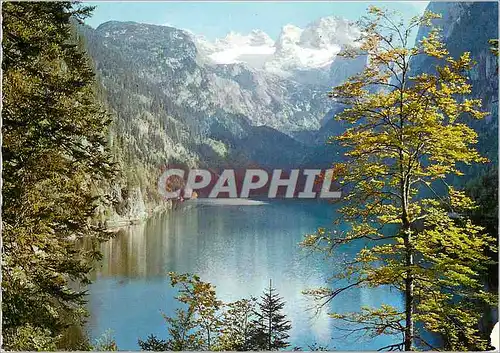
402 180 414 351
207 326 211 351
403 224 414 351
268 279 272 350
399 60 414 351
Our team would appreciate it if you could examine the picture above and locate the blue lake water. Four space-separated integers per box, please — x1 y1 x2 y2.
86 200 404 350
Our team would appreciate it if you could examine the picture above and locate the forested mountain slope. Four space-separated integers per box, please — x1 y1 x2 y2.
78 2 498 221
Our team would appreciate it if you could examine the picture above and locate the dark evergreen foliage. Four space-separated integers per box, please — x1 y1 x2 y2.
138 275 292 351
251 280 292 350
138 334 170 351
2 2 115 349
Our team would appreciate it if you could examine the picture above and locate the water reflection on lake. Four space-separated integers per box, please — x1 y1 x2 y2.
87 200 404 350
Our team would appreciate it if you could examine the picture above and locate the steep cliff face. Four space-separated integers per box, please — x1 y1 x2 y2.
413 2 498 166
195 16 365 86
79 20 360 222
81 4 497 223
87 21 338 136
80 19 363 177
414 2 499 337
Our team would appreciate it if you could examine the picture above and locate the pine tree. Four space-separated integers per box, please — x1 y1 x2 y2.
251 280 292 350
2 2 115 349
301 6 497 351
140 274 293 351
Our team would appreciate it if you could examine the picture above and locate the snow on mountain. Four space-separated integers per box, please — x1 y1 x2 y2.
193 16 362 84
196 30 275 69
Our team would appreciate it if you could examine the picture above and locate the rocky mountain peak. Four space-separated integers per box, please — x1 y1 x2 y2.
298 16 359 49
192 16 364 85
275 24 303 50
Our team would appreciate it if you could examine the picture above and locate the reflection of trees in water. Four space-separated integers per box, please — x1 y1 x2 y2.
86 202 409 349
98 223 146 278
96 203 335 282
96 211 201 278
58 323 91 350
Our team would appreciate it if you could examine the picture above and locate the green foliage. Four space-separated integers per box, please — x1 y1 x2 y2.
2 2 115 349
138 273 221 351
217 297 258 351
465 166 499 292
302 6 497 351
489 39 499 57
251 280 292 350
138 334 169 351
1 324 58 351
169 272 224 350
161 307 205 350
92 330 118 351
138 274 292 351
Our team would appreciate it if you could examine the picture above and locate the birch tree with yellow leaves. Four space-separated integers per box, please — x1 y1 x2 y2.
302 7 497 351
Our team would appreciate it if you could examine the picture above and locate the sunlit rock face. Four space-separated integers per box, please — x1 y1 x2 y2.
80 17 365 171
80 3 497 173
196 16 364 86
412 2 498 168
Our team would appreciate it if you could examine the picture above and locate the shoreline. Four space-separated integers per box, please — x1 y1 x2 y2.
103 202 172 233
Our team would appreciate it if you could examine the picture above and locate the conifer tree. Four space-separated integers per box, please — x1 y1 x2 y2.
2 2 115 349
301 7 497 351
251 280 292 350
139 275 293 351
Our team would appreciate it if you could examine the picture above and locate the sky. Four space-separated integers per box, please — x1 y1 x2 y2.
83 1 430 41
